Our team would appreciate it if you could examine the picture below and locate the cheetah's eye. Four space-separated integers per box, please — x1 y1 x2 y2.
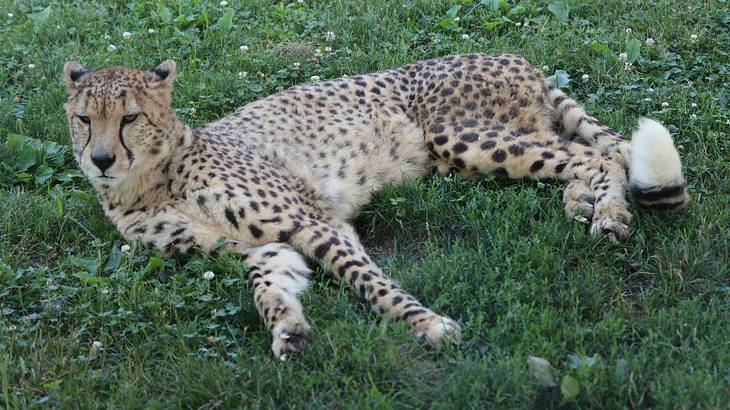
121 114 139 125
77 115 91 124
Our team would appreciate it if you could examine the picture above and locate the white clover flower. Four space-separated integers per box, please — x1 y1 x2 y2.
515 22 522 27
310 75 320 81
647 87 654 93
542 65 549 71
454 17 461 22
92 341 103 349
625 28 632 34
691 102 698 108
237 71 248 79
27 64 36 69
107 44 117 53
690 34 698 42
618 52 628 63
122 31 132 40
643 97 652 102
661 101 669 108
645 38 655 46
203 271 215 281
461 33 470 40
325 31 336 42
689 114 698 120
46 278 54 287
298 0 304 3
239 45 249 52
101 288 110 295
324 46 332 53
8 13 13 18
581 74 589 82
292 62 300 70
314 48 323 58
148 28 156 34
120 244 131 254
220 0 228 5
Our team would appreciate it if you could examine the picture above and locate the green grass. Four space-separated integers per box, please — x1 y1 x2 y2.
1 0 729 408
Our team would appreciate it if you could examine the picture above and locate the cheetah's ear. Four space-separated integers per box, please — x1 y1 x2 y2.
148 59 177 87
63 61 88 90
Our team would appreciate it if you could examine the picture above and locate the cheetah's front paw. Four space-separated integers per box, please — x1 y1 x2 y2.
414 314 462 346
590 204 633 243
271 314 311 361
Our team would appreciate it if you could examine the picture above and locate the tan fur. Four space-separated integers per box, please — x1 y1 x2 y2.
63 53 688 358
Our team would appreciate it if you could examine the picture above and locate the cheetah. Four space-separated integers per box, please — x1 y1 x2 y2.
63 54 689 360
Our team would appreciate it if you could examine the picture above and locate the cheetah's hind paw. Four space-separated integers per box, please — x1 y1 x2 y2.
415 314 462 347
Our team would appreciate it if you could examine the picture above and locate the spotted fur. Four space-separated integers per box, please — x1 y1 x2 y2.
63 54 688 359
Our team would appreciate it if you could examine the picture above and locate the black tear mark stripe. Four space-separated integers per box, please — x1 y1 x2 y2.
78 121 92 154
118 122 135 162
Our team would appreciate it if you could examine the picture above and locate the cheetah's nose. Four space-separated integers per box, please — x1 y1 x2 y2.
90 147 116 172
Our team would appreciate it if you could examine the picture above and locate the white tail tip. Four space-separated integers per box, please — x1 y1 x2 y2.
629 118 689 210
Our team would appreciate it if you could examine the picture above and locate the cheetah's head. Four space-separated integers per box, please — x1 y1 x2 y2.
62 60 180 189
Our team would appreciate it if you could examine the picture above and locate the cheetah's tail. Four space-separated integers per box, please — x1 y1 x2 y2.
628 118 690 210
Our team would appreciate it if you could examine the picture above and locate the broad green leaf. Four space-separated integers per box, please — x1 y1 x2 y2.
16 172 34 184
28 6 52 28
104 243 123 273
615 358 631 381
54 169 83 182
15 148 37 171
548 2 569 24
6 134 28 152
217 9 233 31
42 379 62 389
446 5 460 18
626 39 641 64
508 5 527 17
53 196 64 219
484 20 503 31
72 272 106 285
34 165 54 185
482 0 505 12
561 375 580 402
248 83 263 93
527 356 557 387
211 236 228 252
568 354 600 370
156 5 173 23
589 43 613 55
147 256 165 272
545 70 571 88
69 257 101 275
